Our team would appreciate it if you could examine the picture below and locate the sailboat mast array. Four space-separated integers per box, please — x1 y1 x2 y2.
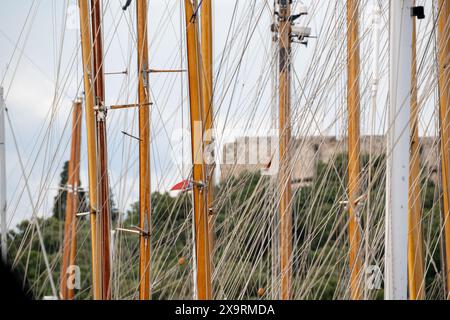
6 0 450 302
184 0 212 300
60 101 82 300
346 0 363 300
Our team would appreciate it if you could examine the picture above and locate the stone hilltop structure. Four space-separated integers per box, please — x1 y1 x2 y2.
220 136 439 187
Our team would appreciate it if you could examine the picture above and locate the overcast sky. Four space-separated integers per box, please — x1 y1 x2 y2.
0 0 438 228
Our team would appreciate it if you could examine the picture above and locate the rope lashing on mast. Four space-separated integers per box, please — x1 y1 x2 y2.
122 0 132 11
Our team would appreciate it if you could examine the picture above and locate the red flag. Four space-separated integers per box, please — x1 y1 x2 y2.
264 154 274 169
170 179 192 191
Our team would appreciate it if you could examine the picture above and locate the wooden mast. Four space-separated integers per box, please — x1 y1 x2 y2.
60 101 82 300
347 0 362 300
77 0 102 300
136 0 152 300
438 0 450 298
200 0 215 260
408 14 425 300
278 0 292 300
91 0 111 300
346 0 363 300
184 0 212 300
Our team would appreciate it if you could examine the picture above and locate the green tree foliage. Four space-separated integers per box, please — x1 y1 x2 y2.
52 161 89 221
8 161 115 299
6 154 444 299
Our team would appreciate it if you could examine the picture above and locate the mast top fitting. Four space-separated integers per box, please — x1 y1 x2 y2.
411 6 425 20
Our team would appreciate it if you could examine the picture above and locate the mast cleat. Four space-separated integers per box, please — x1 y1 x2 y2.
94 104 107 121
115 226 150 238
289 3 308 22
76 211 90 218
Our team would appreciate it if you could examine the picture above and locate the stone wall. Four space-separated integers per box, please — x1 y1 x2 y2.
220 136 439 185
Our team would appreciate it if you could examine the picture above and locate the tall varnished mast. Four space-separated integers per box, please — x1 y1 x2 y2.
184 0 212 300
277 0 292 300
200 0 215 260
136 0 152 300
77 0 102 299
60 101 82 300
346 0 363 300
437 0 450 298
408 13 425 300
91 0 111 300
